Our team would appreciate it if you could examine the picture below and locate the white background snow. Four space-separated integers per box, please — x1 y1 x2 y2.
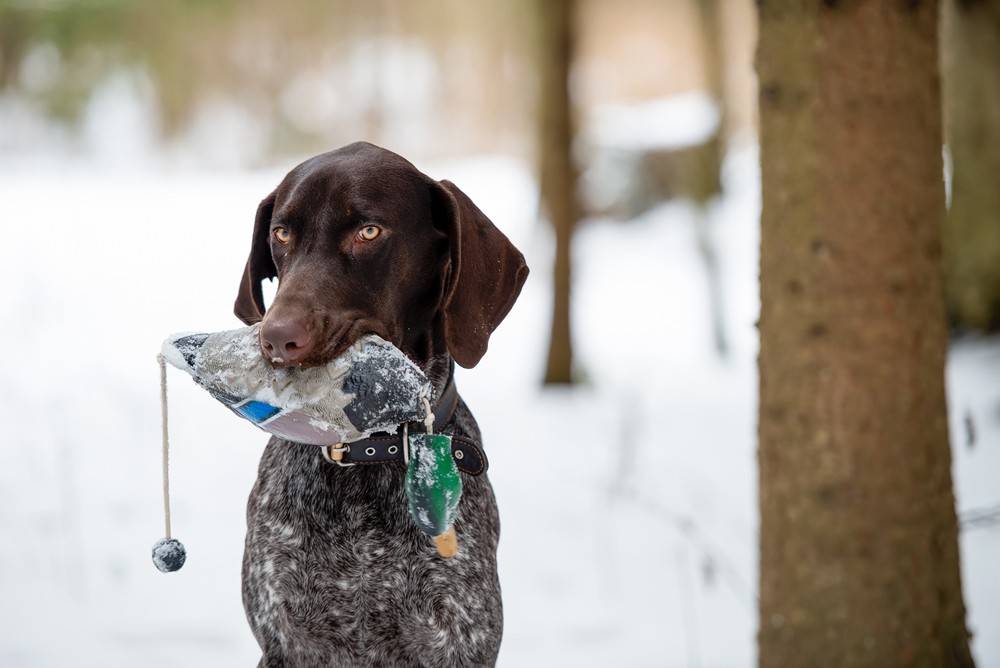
1 107 998 666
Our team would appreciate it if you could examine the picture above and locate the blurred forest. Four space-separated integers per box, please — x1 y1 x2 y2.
0 0 756 163
3 0 997 357
0 0 761 384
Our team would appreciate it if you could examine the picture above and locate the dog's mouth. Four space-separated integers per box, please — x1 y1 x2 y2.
265 320 390 370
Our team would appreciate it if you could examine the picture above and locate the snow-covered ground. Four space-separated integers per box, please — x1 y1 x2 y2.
0 147 997 667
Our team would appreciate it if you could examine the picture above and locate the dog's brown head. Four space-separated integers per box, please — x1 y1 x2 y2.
234 142 528 370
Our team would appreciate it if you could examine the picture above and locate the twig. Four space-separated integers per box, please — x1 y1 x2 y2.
961 503 1000 530
613 483 757 609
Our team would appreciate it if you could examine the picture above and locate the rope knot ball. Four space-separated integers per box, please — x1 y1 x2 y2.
152 537 187 573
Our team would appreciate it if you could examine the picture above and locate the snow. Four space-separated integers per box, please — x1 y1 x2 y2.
586 92 721 152
0 147 997 667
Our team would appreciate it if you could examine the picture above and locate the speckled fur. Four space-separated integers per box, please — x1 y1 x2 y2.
242 359 502 667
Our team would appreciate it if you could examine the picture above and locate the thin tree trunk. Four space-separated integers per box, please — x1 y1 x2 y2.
538 0 578 385
942 0 1000 332
694 0 728 356
757 1 974 666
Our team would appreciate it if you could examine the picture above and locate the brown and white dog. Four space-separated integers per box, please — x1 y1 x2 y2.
233 142 528 667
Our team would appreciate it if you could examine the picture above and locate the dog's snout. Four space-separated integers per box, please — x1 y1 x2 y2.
260 317 313 365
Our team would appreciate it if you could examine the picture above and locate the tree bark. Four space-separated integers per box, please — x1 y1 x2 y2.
537 0 578 385
942 0 1000 332
757 1 974 666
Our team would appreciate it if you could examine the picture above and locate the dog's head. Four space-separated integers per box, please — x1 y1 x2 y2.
234 142 528 370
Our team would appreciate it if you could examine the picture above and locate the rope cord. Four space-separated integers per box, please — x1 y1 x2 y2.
421 396 434 435
157 353 172 539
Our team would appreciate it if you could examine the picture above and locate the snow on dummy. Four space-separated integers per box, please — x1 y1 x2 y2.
161 324 432 445
152 323 463 571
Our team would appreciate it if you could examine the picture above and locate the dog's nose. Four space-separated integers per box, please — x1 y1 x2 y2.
259 318 313 365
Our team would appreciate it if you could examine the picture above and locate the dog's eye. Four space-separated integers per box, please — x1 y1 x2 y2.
357 225 381 242
273 227 291 244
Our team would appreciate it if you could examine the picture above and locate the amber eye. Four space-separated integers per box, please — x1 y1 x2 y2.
273 227 291 244
357 225 381 242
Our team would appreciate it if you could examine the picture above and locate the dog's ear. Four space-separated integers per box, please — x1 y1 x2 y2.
234 191 278 325
432 179 529 368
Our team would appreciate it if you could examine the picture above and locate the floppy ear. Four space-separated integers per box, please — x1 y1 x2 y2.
234 191 277 325
433 180 529 368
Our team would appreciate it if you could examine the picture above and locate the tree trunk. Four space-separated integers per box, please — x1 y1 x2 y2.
694 0 728 355
756 1 974 666
537 0 578 385
942 0 1000 332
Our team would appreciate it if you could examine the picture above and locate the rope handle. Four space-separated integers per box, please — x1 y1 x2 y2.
151 353 186 572
156 353 172 539
421 396 434 434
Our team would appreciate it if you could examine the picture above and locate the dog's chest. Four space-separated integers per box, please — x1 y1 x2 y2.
245 444 421 609
242 437 503 665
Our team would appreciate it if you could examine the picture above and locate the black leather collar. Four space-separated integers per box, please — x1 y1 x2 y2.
321 372 488 476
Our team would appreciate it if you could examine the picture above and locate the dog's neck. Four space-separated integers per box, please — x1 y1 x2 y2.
421 353 455 409
402 317 455 407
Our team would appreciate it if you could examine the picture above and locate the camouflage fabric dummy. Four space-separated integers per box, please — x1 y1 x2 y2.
160 324 432 446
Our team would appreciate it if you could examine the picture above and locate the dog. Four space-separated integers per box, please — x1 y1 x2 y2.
232 142 528 667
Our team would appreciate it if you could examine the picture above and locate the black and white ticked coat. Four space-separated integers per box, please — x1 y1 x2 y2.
242 357 503 667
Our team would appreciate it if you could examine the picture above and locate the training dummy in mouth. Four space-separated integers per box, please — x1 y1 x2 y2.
160 324 433 446
157 324 464 561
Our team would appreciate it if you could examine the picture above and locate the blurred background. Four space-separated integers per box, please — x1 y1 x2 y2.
0 0 756 166
0 1 997 666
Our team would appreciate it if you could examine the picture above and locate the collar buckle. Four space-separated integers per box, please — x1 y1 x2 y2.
321 443 355 467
